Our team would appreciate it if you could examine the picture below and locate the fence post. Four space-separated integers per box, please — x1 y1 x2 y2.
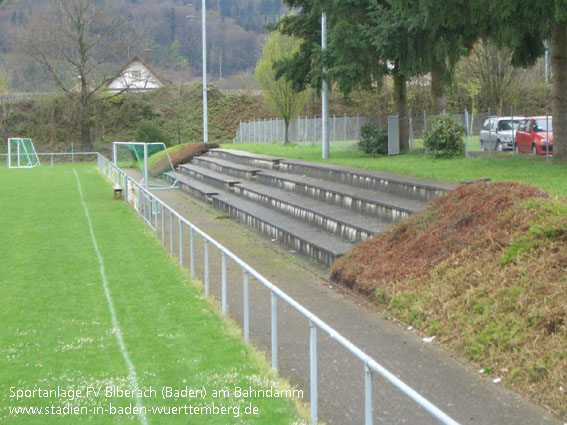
365 365 374 425
409 111 414 150
161 204 165 246
179 219 184 267
221 252 227 316
344 113 347 142
204 240 210 296
170 209 174 255
243 270 250 342
488 108 492 157
271 291 278 370
333 114 336 144
546 106 550 162
511 106 516 156
190 227 195 278
310 321 318 425
154 200 158 237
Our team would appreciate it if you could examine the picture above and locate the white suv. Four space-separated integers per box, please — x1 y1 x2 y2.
479 116 524 151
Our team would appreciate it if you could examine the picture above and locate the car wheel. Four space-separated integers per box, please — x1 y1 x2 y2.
496 141 503 151
532 144 537 155
481 141 486 152
514 144 520 154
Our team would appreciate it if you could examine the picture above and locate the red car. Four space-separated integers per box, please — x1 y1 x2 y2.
515 116 553 155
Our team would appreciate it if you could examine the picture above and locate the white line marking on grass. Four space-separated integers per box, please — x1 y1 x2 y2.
73 169 149 425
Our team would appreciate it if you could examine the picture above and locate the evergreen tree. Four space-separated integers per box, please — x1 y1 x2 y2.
489 0 567 162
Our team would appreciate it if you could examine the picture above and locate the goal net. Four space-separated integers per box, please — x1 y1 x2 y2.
112 142 178 189
7 138 41 168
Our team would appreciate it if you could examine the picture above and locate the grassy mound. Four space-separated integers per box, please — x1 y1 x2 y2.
331 182 567 419
148 142 219 177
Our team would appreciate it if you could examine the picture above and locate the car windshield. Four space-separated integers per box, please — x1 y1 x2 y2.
533 119 552 132
498 120 521 131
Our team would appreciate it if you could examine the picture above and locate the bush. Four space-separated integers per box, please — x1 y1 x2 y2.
423 116 465 158
358 123 388 155
136 120 170 147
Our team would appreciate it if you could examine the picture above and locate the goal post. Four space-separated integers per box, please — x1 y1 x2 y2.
112 142 178 190
7 138 41 168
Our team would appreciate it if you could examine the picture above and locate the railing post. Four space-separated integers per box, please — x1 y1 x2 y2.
221 252 227 316
271 291 278 370
169 209 174 255
204 240 210 296
161 204 165 246
365 365 374 425
190 228 195 278
179 218 184 267
154 198 158 237
310 321 318 425
243 270 249 342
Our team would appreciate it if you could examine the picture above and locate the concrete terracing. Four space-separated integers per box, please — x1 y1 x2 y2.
168 148 455 267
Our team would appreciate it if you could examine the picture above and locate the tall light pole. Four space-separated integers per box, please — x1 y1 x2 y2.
202 0 208 143
321 12 329 159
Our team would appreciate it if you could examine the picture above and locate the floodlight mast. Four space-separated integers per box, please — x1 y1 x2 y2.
202 0 208 143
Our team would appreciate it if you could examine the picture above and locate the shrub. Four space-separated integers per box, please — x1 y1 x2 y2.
136 120 170 146
423 116 465 158
358 123 388 155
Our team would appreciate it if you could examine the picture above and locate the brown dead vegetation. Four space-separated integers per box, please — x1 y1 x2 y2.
331 182 548 294
331 182 567 419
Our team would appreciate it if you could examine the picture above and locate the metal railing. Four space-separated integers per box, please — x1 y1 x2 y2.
0 152 98 166
97 153 461 425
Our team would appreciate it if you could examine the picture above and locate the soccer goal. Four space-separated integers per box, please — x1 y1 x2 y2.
7 138 41 168
112 142 178 190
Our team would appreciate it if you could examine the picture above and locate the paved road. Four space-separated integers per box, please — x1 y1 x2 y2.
149 187 561 425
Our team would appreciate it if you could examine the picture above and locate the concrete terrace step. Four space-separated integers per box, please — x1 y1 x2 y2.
209 190 354 267
177 163 240 189
166 172 219 200
208 148 282 170
172 168 387 242
254 167 426 221
169 171 355 266
232 181 390 242
194 154 426 221
209 148 455 202
192 156 263 180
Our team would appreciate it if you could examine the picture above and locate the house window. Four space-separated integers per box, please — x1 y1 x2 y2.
131 70 142 80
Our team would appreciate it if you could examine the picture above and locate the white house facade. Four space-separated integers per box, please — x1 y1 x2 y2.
107 56 165 93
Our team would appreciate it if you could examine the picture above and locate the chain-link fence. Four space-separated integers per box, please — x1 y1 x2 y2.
233 114 382 145
233 109 548 156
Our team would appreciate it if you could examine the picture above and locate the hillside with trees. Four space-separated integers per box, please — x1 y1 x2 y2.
0 0 289 92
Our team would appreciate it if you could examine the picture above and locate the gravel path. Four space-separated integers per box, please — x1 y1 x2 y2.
148 187 561 425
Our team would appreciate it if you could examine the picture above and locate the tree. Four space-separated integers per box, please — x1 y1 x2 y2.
276 0 418 150
490 0 567 161
255 30 309 143
460 39 520 114
16 0 135 149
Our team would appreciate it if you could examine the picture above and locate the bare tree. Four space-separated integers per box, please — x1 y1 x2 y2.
462 39 520 114
16 0 135 149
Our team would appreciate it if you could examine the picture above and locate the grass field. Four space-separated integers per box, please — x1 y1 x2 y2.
224 142 567 197
0 164 304 424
